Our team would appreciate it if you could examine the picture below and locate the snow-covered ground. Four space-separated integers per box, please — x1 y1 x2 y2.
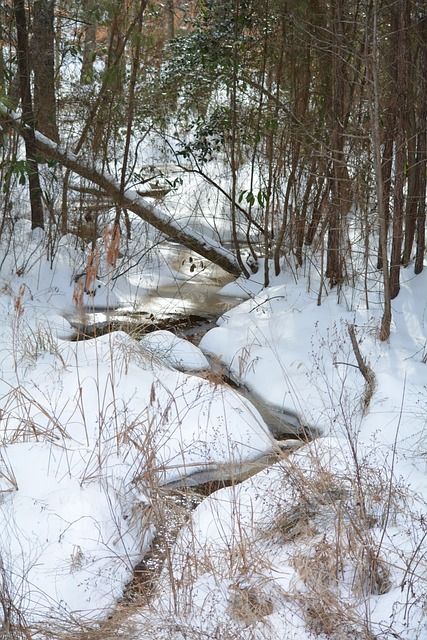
146 261 427 640
0 215 425 639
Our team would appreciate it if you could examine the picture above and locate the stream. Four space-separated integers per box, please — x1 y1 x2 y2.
70 242 237 337
69 243 312 606
70 243 310 447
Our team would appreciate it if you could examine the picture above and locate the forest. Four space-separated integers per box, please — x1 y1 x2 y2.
0 0 425 329
0 1 426 639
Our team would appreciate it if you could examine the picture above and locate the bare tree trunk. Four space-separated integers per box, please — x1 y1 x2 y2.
402 108 419 267
116 0 148 237
415 10 427 275
305 178 329 247
414 123 426 275
106 0 127 94
0 23 4 92
295 157 315 266
377 126 393 270
81 20 97 85
401 8 418 268
32 0 59 142
389 0 407 299
165 0 175 40
13 0 44 230
273 22 309 276
376 4 398 271
230 0 250 278
61 5 141 234
367 1 392 341
325 0 347 287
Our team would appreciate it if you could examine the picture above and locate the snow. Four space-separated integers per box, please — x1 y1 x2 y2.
0 219 426 638
0 226 275 629
139 330 210 371
0 442 137 622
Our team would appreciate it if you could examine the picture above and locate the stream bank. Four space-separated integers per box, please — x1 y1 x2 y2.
67 246 314 613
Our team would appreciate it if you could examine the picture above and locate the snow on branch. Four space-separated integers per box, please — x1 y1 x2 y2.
0 103 241 276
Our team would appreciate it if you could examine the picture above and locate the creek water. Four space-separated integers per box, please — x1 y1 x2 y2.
69 244 310 606
70 242 238 336
70 243 308 445
70 242 310 454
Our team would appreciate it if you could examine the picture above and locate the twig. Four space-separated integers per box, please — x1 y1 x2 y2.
347 323 376 414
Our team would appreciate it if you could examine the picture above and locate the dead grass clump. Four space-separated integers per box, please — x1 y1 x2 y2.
201 354 231 388
265 464 349 545
261 449 395 637
228 581 274 625
302 598 376 640
292 536 339 591
291 529 390 637
0 451 18 497
354 544 391 597
272 504 316 542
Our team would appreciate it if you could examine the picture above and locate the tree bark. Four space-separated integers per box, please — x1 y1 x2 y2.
80 0 97 85
377 123 393 270
13 0 44 230
376 5 398 271
81 22 97 85
165 0 175 39
116 0 147 236
325 0 347 287
402 108 419 267
414 125 426 275
32 0 59 142
415 11 427 275
367 0 392 341
389 0 407 299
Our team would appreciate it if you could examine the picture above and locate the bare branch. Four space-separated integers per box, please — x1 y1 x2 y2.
0 104 242 276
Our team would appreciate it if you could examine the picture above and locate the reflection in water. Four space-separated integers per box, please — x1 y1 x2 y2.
138 242 238 321
139 281 235 321
69 242 240 335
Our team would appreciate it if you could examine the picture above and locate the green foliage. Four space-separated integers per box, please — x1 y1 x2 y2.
0 93 14 110
75 0 120 25
152 1 255 118
2 159 29 190
165 175 183 190
177 107 230 164
238 189 269 209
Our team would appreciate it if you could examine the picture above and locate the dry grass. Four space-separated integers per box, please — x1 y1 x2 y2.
291 532 390 637
250 438 399 638
228 582 274 625
0 284 423 640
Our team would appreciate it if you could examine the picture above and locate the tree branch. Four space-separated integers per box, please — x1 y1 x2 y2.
347 323 376 414
0 104 242 276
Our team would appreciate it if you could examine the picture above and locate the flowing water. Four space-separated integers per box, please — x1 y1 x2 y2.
70 243 238 336
70 243 309 442
68 243 311 607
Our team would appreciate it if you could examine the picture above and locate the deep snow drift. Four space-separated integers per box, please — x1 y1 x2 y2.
0 217 425 639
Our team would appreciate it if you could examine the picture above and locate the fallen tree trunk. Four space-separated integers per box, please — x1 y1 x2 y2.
0 105 242 277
